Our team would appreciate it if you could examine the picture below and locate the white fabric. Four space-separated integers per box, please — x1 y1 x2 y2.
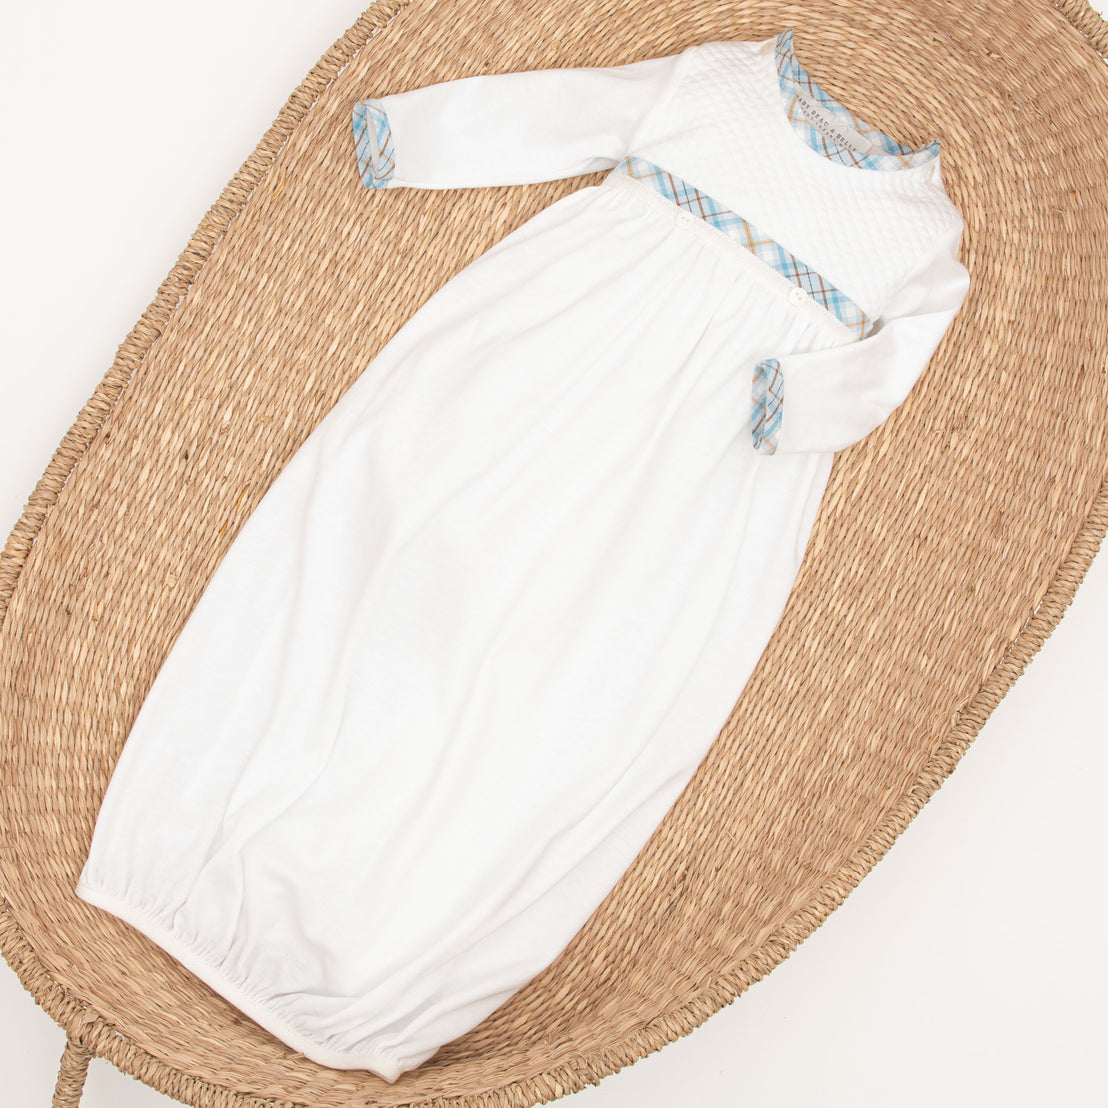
774 218 971 453
379 52 683 187
77 31 971 1083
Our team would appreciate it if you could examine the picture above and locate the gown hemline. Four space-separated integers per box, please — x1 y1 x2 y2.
74 879 405 1083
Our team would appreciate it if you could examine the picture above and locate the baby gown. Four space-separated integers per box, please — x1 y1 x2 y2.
77 28 971 1082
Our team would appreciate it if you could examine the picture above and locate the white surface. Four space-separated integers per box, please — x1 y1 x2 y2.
1 2 1105 1105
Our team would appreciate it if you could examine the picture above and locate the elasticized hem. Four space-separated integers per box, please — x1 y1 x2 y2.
75 879 405 1083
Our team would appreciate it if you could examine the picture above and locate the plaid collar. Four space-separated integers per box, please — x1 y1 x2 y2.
774 28 940 172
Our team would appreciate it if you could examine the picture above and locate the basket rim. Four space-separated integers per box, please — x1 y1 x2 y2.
2 1 1107 1106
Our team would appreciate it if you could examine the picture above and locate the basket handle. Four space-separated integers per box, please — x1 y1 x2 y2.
52 1036 93 1108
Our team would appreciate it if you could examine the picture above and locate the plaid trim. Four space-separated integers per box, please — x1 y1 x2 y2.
752 357 784 454
607 155 872 340
353 99 396 189
775 28 939 171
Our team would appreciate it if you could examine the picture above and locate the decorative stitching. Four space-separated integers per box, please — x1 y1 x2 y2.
352 99 396 188
607 155 873 340
752 357 784 455
774 28 940 171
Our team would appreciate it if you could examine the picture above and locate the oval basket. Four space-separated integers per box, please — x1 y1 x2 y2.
2 0 1107 1105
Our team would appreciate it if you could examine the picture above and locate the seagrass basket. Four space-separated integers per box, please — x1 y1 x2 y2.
3 0 1107 1104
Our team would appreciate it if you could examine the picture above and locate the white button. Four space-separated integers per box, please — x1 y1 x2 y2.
787 285 808 306
676 210 697 226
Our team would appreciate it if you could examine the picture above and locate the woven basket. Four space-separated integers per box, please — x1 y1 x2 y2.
3 0 1107 1105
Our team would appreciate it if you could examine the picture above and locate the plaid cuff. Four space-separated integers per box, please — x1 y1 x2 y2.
752 357 784 455
353 99 396 189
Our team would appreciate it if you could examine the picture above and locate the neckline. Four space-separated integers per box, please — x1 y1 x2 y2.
768 28 941 174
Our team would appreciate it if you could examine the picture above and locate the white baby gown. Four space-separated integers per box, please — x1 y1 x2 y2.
77 29 971 1082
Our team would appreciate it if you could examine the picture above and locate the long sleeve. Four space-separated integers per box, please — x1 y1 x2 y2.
754 217 971 455
352 51 684 190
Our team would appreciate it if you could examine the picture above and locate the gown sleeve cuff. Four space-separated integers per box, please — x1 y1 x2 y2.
751 357 784 455
353 99 397 189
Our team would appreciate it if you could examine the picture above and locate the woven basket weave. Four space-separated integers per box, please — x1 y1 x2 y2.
2 1 1107 1105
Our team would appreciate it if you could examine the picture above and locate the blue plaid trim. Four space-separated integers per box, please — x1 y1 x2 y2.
607 155 872 340
752 357 784 454
775 28 939 171
353 99 396 188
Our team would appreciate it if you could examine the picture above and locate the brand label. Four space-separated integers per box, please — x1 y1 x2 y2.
794 94 879 156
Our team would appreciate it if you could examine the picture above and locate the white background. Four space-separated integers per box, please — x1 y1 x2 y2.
1 2 1105 1105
